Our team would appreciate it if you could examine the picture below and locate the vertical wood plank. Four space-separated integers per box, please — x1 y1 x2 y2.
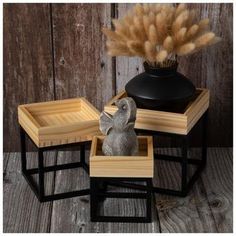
3 4 54 151
115 3 143 93
178 3 233 146
51 3 113 111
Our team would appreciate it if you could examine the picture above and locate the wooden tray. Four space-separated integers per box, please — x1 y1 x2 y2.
104 88 209 135
90 136 153 178
18 97 101 147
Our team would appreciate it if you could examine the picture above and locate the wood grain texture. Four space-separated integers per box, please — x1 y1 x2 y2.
3 3 233 151
18 98 101 147
51 3 113 111
3 152 57 233
115 3 232 146
105 89 209 135
50 150 160 233
153 148 232 233
3 4 55 152
115 3 144 93
178 3 233 146
3 149 232 233
201 148 233 232
90 136 154 177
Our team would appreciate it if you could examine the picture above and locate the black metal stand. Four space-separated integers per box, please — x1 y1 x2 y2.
90 177 152 223
20 126 90 202
153 110 208 197
107 110 208 197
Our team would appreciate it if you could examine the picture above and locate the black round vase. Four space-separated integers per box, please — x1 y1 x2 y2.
125 62 196 111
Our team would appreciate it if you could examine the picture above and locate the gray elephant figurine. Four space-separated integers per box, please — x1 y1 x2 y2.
99 97 138 156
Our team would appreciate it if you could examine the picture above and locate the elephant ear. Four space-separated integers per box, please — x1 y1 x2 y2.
99 111 113 135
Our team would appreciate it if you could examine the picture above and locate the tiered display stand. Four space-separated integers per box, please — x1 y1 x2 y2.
90 136 153 223
104 88 210 197
18 97 101 202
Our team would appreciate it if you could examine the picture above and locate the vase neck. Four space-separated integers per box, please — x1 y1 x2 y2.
143 61 178 76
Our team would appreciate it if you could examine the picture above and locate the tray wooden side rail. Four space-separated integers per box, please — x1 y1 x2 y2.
104 88 210 135
90 136 154 178
18 97 101 147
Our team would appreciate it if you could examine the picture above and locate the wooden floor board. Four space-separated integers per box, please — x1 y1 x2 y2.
49 150 91 233
153 148 223 233
201 148 233 233
49 151 160 233
3 152 57 233
3 148 233 233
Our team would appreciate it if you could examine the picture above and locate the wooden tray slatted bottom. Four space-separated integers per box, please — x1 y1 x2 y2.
104 88 210 135
18 98 101 147
90 136 154 178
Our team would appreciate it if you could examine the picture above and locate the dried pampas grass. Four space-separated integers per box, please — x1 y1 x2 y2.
102 3 221 67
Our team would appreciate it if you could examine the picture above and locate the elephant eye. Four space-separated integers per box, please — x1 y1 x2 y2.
122 105 126 110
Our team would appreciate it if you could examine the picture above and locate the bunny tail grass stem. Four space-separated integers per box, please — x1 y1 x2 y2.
102 3 221 63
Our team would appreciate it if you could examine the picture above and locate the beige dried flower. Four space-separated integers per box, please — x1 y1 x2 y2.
102 3 221 67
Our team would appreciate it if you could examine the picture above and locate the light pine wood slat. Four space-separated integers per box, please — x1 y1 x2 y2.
90 136 154 178
105 89 209 135
18 98 101 147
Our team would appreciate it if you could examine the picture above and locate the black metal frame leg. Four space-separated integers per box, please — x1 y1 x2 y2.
20 127 27 173
38 149 45 201
108 110 208 197
90 177 152 223
152 110 208 196
20 126 90 202
181 135 188 196
202 110 208 166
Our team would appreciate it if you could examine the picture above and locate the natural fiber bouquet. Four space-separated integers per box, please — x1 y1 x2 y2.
102 3 221 67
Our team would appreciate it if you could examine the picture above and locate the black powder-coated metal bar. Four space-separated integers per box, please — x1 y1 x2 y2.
152 187 184 196
38 149 45 201
91 216 150 223
146 179 152 222
82 162 89 174
181 135 188 196
90 177 152 223
94 192 147 199
107 110 208 197
20 127 27 172
155 154 202 165
80 144 85 164
22 172 39 199
106 180 148 191
42 189 90 202
187 163 205 192
19 126 90 202
202 111 208 166
155 154 183 162
26 162 83 175
90 178 98 221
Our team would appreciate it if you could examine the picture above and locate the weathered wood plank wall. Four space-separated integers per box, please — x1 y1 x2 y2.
3 3 233 151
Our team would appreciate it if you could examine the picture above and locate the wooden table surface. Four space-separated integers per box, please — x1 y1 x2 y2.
3 148 232 233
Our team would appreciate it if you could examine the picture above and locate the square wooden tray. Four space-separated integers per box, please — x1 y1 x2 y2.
18 97 101 147
104 88 209 135
90 136 154 178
